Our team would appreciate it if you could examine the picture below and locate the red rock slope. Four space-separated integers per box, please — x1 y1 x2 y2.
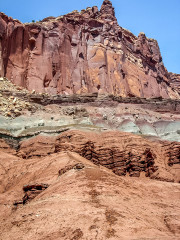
0 150 180 239
0 0 179 98
17 130 180 183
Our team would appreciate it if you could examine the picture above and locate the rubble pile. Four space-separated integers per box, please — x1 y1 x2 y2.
0 77 35 117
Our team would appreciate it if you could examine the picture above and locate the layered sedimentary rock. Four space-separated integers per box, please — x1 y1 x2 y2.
0 150 180 239
169 73 180 95
0 0 179 98
16 130 180 183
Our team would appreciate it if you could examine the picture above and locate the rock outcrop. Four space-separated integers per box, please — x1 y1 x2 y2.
0 151 180 239
169 73 180 95
0 3 180 237
0 1 179 98
16 130 180 183
14 183 49 206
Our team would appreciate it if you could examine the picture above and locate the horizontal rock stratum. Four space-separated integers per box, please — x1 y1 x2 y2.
0 0 179 98
0 131 180 239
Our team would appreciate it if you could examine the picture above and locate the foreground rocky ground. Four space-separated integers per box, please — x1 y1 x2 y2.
0 1 180 238
0 144 180 240
0 123 180 239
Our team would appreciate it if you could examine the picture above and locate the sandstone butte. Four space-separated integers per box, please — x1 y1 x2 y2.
0 0 180 98
0 1 180 240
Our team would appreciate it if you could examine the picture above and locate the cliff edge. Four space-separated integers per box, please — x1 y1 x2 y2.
0 0 179 98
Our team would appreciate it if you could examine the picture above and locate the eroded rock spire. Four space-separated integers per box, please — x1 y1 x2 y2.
100 0 115 17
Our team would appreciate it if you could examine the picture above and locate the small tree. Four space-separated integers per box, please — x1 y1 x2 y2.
32 20 35 23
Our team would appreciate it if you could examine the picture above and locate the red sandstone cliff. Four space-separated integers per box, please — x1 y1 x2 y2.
0 0 179 98
169 73 180 95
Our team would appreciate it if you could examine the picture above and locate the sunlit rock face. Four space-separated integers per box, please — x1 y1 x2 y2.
169 73 180 95
0 1 179 98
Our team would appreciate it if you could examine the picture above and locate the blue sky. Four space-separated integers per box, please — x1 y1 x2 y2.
1 0 180 73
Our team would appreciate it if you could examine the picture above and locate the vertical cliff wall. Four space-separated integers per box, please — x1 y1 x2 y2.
169 73 180 95
0 0 179 98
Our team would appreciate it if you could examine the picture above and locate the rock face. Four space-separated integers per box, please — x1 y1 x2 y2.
169 73 180 95
17 130 180 183
14 183 49 206
0 151 180 239
0 1 179 98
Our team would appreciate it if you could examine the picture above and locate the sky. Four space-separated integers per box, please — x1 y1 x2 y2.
1 0 180 73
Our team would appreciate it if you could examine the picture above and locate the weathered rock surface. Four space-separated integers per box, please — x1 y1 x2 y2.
169 73 180 95
15 130 179 183
0 138 16 154
0 2 180 238
14 183 49 206
0 150 180 239
0 77 35 117
1 93 180 142
0 1 179 98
